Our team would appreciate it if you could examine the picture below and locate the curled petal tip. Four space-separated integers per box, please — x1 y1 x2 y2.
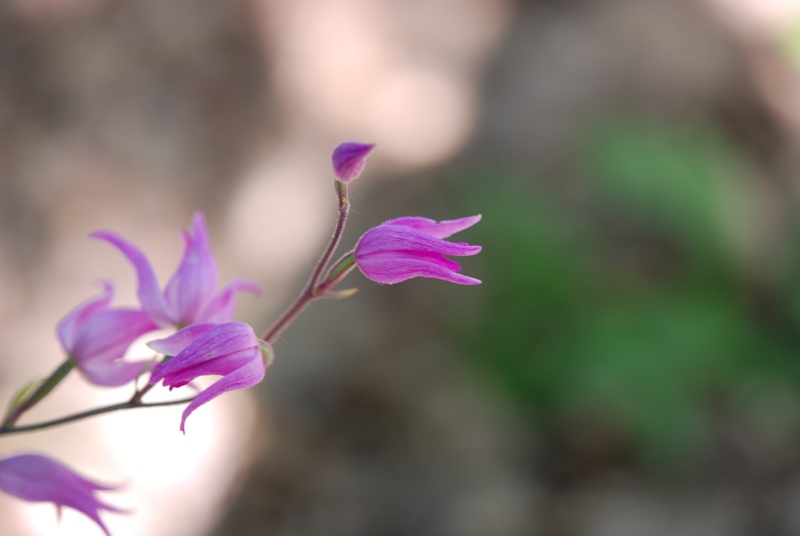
332 142 375 182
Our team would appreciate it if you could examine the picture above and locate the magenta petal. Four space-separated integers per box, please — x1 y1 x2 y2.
382 214 482 239
156 348 256 389
163 213 219 325
198 278 261 324
357 253 482 285
149 322 257 385
354 215 482 286
331 142 375 182
0 454 124 536
179 357 265 433
57 281 114 353
145 322 266 432
357 226 482 258
147 323 217 358
92 231 174 326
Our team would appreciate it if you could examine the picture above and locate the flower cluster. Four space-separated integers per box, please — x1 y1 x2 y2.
0 142 482 535
74 212 266 427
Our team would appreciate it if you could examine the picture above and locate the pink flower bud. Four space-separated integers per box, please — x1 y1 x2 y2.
332 142 375 182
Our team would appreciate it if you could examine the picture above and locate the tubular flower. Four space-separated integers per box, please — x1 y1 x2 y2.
57 282 158 387
354 215 482 285
92 212 260 328
331 142 375 182
147 322 270 433
0 453 125 536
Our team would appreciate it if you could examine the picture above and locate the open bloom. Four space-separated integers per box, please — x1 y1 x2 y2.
57 282 158 387
0 453 124 536
332 142 375 182
92 212 260 328
354 215 482 285
147 322 270 433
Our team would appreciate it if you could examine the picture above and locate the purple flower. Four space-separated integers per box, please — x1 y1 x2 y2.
57 282 158 387
92 212 260 328
354 215 482 285
0 453 124 536
147 322 270 433
332 142 375 182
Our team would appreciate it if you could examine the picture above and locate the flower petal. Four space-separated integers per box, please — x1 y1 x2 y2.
92 231 174 326
356 226 482 258
147 323 217 357
382 214 482 239
0 454 124 536
71 309 158 368
179 357 265 433
198 278 261 324
148 322 257 386
80 359 154 388
163 213 219 325
155 348 256 389
357 251 482 285
56 281 113 353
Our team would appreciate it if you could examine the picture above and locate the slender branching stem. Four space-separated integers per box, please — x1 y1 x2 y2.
0 395 196 435
262 180 353 343
1 180 358 435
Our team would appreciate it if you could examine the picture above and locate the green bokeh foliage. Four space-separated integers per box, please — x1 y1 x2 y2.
452 117 800 465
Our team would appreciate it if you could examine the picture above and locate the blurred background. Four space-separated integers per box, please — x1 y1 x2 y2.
3 0 800 534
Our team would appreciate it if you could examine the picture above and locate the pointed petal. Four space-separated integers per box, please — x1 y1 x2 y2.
382 214 482 239
155 348 256 389
149 322 257 385
163 213 219 325
71 309 158 368
198 278 261 323
356 251 482 285
92 231 174 326
80 359 154 388
147 323 217 357
179 357 265 433
356 226 482 258
0 454 123 536
56 281 113 353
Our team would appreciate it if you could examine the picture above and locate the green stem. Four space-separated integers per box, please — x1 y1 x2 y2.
318 252 356 294
3 359 75 427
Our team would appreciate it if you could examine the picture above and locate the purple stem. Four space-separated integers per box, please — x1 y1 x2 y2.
261 180 351 343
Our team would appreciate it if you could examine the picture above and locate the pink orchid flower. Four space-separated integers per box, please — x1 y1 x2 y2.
0 453 125 536
92 212 260 328
354 215 482 285
57 282 158 387
147 322 270 433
